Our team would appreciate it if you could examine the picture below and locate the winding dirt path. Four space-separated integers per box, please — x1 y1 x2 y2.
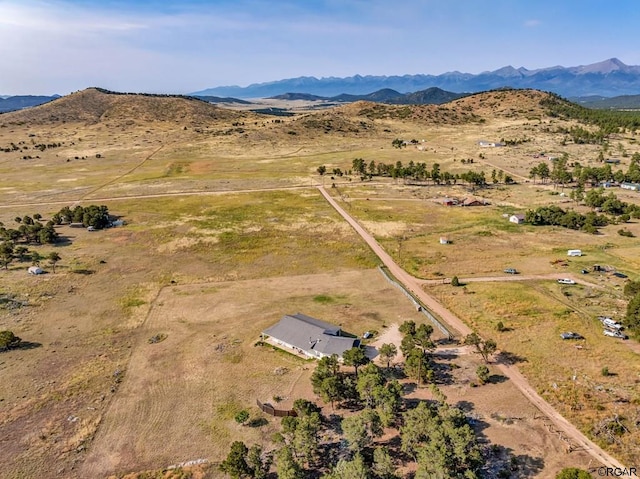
317 185 625 469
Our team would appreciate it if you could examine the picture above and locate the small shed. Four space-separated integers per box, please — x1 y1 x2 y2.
509 214 525 224
28 266 44 275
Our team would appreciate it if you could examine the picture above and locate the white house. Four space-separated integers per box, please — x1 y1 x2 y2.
509 214 525 224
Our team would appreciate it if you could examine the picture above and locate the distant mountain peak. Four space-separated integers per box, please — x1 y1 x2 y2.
574 57 629 74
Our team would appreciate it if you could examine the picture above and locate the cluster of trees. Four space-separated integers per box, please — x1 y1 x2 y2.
525 205 609 233
51 205 111 229
525 183 640 233
529 156 573 187
220 319 499 478
531 153 640 187
0 215 58 246
310 347 402 420
222 384 486 479
582 188 640 218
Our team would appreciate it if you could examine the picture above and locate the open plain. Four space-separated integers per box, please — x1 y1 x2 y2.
1 88 639 478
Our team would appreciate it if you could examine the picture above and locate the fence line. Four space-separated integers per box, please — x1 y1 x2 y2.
377 266 453 339
256 399 297 417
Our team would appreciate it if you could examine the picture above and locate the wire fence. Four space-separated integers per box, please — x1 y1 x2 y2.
377 266 453 339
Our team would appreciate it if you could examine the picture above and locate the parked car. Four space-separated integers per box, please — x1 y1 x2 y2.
560 332 584 340
602 318 624 330
603 329 628 339
612 272 628 279
557 278 576 285
504 268 518 274
580 269 589 274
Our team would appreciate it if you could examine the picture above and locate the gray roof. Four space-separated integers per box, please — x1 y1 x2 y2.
263 313 359 358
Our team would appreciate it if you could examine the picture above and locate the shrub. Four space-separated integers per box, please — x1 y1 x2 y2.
234 410 250 425
451 276 460 287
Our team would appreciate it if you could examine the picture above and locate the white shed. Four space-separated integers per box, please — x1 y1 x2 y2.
28 266 44 275
567 249 582 257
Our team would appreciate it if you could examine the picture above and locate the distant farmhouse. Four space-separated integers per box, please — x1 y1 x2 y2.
262 313 360 360
509 214 526 224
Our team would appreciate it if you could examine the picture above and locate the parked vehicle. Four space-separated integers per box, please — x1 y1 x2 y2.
603 329 628 339
560 332 584 340
504 268 518 274
602 318 624 330
557 278 576 285
580 269 589 274
613 272 628 279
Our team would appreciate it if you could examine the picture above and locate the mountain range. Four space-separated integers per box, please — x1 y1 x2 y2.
269 87 466 105
0 94 60 113
193 58 640 98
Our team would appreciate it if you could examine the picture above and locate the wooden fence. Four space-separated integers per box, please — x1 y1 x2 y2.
256 399 297 417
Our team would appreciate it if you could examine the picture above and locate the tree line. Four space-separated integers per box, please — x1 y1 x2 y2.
317 158 514 187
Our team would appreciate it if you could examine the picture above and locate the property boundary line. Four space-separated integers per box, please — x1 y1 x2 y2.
377 265 453 339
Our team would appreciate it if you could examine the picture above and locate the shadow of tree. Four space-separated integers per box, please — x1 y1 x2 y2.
496 350 528 365
247 417 268 428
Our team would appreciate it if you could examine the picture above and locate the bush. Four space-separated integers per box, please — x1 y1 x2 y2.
451 276 460 287
476 365 490 385
496 321 506 332
235 410 250 425
0 330 21 351
618 228 635 237
601 366 611 377
555 467 592 479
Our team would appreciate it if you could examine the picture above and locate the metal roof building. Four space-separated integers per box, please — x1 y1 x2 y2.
262 313 360 359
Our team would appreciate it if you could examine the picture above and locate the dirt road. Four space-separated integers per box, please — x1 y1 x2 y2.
317 185 626 469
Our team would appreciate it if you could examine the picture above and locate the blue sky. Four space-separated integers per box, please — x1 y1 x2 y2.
1 0 639 95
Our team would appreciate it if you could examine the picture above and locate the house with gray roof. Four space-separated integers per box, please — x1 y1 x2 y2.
262 313 360 360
